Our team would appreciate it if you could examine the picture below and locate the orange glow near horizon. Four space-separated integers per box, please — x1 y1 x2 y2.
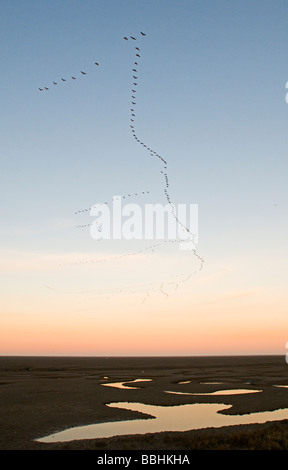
0 248 287 356
1 286 286 356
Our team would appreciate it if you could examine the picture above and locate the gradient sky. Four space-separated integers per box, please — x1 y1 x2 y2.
0 0 287 356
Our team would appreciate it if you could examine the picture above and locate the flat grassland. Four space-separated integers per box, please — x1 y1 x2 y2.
0 355 287 450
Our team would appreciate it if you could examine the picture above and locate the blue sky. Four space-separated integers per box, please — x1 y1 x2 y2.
0 0 287 355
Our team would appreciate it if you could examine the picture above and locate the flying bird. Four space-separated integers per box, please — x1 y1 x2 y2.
124 37 128 40
39 88 43 91
134 62 138 65
81 71 87 75
53 81 57 85
135 47 140 51
140 32 146 36
130 36 136 40
44 87 49 90
132 102 136 104
132 89 136 93
61 78 66 81
133 76 137 79
71 76 76 80
95 62 99 66
136 54 140 57
133 69 137 72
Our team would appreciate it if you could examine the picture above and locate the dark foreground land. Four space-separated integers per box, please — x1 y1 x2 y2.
0 355 287 450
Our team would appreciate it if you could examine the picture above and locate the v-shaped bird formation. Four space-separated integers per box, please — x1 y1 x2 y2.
39 32 204 300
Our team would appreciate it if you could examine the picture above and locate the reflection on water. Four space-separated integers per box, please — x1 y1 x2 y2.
179 381 224 385
200 382 224 385
101 379 152 390
166 389 262 396
36 401 288 443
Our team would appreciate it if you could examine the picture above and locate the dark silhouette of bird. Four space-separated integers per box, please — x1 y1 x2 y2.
130 36 136 40
39 88 43 91
95 63 99 66
132 89 136 93
132 96 136 99
133 83 137 86
133 76 137 79
53 81 57 85
71 76 76 80
124 37 128 40
135 47 140 51
133 69 137 72
134 62 138 65
136 54 140 57
44 87 49 90
132 102 136 105
141 32 146 36
132 113 135 116
61 78 66 81
81 71 87 75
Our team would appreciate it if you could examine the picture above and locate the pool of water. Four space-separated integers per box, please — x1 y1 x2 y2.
36 400 288 443
200 382 224 385
178 381 224 385
101 379 152 390
165 389 262 396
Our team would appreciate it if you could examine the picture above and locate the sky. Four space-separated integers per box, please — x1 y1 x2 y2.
0 0 287 356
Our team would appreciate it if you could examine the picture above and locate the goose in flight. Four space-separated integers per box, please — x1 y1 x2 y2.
81 71 87 75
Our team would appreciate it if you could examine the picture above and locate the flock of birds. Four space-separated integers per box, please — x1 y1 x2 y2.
122 33 204 270
38 63 100 91
61 239 179 266
39 31 204 300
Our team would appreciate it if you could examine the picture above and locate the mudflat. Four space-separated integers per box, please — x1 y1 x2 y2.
0 355 287 450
